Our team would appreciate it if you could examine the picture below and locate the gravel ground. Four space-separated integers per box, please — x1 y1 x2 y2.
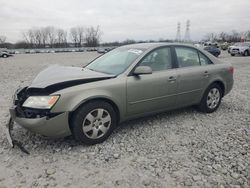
0 51 249 188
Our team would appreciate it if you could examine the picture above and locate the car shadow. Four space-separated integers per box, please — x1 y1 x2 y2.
5 106 205 155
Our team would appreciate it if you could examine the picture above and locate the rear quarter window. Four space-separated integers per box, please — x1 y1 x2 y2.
199 52 213 66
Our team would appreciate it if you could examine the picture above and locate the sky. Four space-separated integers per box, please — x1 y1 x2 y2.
0 0 250 43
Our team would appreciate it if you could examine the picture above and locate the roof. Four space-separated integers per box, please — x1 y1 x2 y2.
120 42 195 50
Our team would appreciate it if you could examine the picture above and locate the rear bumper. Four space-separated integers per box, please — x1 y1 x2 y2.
224 79 234 96
9 107 71 138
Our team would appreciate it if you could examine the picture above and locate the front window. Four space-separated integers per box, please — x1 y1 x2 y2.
86 48 144 75
139 47 172 71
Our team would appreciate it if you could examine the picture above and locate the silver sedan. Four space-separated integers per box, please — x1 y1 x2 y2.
8 43 234 145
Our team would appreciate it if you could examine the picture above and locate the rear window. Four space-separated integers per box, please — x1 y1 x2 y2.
175 47 200 68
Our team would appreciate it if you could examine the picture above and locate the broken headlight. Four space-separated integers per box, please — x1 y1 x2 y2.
22 96 60 109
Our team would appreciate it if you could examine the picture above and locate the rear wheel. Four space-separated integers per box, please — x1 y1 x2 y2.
2 54 8 58
71 100 117 145
198 83 222 113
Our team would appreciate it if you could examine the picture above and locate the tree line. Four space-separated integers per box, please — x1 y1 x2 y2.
0 26 101 49
1 29 250 49
203 30 250 43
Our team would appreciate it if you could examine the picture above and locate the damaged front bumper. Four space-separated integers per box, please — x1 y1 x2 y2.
9 107 71 138
6 87 72 149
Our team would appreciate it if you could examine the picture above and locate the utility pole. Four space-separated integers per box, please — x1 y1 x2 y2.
176 22 181 42
184 20 191 42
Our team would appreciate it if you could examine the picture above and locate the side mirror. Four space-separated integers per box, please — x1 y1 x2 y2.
133 66 152 75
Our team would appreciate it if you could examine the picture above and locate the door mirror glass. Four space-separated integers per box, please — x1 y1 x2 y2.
134 66 152 75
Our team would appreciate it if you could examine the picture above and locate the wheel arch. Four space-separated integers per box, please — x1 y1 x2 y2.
68 97 121 130
208 80 225 97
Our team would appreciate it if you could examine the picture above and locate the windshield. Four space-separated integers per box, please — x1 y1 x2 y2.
86 48 144 75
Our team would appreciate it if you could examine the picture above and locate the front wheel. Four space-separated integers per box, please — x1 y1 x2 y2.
231 54 235 56
198 84 222 113
2 54 8 58
71 100 117 145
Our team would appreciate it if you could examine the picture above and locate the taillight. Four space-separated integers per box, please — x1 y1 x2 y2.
228 66 234 74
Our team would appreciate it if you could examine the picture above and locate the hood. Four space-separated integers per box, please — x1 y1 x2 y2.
238 46 248 50
230 45 247 49
29 65 115 90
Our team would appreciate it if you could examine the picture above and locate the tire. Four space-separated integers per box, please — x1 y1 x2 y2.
231 54 235 56
215 53 219 57
71 100 117 145
243 50 249 56
198 83 223 113
2 54 8 58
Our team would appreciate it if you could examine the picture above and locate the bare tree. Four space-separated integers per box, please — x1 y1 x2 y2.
70 26 85 47
204 33 217 42
33 28 43 47
84 26 102 47
21 25 101 48
219 32 228 42
56 28 67 47
70 27 78 47
77 27 85 47
41 27 49 47
23 29 35 48
122 39 136 45
45 26 56 48
0 36 7 44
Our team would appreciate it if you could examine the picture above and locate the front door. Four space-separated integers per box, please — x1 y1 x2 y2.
126 47 178 116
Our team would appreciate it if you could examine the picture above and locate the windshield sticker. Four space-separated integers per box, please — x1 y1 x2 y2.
128 49 143 55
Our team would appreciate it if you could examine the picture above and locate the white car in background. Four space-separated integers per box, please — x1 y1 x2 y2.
0 50 12 58
228 42 250 56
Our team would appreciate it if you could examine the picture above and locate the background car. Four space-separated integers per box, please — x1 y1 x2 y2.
228 42 250 56
203 46 221 57
220 42 230 50
0 50 12 58
97 48 107 53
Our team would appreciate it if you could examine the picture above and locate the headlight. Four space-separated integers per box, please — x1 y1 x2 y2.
22 96 60 109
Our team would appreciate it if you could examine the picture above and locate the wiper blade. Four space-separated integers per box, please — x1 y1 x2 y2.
86 68 114 75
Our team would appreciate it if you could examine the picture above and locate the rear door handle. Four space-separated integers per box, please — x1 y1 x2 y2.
168 76 176 82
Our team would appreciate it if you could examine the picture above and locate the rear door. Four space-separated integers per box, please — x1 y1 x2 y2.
126 47 178 116
174 46 209 107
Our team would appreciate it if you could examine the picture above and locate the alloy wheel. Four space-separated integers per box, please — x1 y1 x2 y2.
82 108 111 139
206 88 220 109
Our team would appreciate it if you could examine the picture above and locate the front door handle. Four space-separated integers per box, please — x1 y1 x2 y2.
203 71 209 77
